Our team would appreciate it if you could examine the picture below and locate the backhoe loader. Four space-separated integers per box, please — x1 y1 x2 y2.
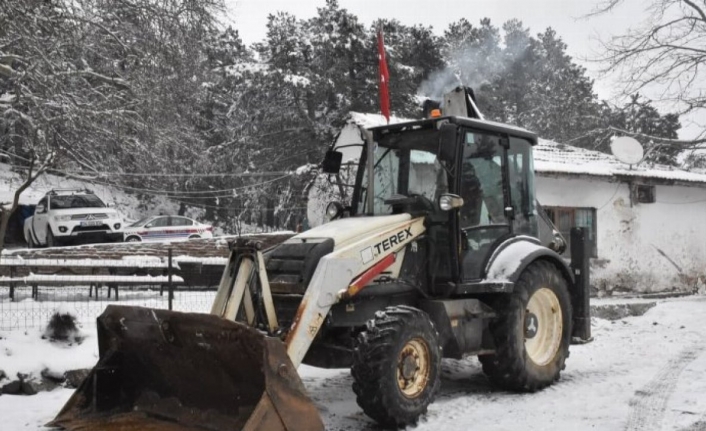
50 87 591 430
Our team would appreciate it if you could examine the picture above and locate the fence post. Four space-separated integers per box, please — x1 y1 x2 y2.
9 264 15 301
570 227 592 342
168 248 173 311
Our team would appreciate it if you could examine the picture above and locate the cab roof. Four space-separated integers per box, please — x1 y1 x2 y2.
369 116 538 144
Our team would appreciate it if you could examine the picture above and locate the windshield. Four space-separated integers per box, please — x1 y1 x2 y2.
357 129 448 215
50 194 106 209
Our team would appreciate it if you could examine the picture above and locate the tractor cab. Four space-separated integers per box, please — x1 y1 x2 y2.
323 87 558 290
367 116 538 285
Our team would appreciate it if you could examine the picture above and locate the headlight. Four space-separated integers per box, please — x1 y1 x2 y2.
326 202 343 220
438 194 464 211
53 215 72 221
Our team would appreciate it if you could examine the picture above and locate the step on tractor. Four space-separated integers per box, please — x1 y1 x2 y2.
50 87 592 431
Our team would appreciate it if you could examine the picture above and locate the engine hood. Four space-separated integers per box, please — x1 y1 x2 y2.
292 214 413 248
51 207 121 218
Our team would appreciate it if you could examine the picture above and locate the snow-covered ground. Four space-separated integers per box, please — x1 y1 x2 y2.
1 295 705 430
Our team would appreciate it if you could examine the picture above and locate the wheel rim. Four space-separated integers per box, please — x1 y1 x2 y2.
396 338 431 398
524 287 563 366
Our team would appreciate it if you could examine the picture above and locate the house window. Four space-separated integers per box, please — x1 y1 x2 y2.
635 184 655 204
543 206 597 257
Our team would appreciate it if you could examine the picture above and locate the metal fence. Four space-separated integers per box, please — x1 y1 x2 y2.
0 249 220 331
0 285 217 331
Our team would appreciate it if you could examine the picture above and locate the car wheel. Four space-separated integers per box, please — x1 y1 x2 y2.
46 230 57 248
125 236 142 243
188 234 201 240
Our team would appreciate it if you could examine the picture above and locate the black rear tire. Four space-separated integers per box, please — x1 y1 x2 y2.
351 306 441 428
479 260 572 391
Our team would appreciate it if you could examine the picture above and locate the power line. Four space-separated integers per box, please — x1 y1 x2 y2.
170 196 309 211
80 174 295 197
55 171 293 178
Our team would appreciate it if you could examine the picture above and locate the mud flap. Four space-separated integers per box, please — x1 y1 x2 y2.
48 305 324 431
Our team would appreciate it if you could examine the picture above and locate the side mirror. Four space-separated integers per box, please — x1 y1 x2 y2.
145 223 153 228
437 123 457 162
35 204 45 214
438 194 464 211
322 150 343 174
107 202 115 208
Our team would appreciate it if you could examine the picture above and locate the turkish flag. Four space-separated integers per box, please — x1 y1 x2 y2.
377 27 391 123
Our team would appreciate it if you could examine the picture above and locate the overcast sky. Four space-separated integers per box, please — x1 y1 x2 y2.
223 0 701 139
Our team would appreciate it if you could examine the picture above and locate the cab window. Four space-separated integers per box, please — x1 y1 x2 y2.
460 132 506 229
508 137 537 236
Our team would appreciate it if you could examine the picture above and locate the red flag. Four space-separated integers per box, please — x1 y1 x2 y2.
377 27 391 123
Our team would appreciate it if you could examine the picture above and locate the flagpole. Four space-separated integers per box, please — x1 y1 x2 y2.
377 23 391 124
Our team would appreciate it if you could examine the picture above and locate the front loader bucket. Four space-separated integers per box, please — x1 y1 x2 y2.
48 305 324 431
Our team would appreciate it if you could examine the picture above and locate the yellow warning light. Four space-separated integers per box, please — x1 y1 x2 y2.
430 108 442 118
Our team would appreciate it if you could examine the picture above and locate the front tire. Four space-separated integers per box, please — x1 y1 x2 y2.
351 306 441 428
46 229 57 248
26 232 35 248
125 236 141 243
479 260 572 391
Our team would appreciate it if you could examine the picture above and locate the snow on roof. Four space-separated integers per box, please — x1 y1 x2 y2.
534 139 706 186
347 112 535 136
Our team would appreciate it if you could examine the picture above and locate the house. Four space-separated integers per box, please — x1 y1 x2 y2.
309 113 706 294
534 140 706 294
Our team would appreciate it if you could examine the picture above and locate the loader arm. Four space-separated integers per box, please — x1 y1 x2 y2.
284 216 426 367
210 215 427 368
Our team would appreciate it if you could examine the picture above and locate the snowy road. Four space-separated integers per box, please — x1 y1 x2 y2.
2 296 705 431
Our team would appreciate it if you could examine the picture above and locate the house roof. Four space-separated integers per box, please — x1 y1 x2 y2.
345 112 706 187
534 139 706 186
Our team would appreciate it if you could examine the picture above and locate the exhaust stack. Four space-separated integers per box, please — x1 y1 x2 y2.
422 86 484 120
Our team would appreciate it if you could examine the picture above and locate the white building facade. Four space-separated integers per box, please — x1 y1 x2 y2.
534 140 706 294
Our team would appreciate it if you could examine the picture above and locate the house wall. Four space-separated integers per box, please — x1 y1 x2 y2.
536 175 706 294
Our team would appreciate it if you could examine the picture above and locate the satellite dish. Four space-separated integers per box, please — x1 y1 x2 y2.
611 137 644 165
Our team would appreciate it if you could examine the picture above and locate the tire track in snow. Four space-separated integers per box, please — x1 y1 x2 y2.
625 343 706 431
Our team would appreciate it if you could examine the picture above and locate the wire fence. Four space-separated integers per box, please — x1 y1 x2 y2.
0 285 217 331
0 250 221 331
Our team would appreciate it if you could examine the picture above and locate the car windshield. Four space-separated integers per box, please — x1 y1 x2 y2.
357 128 448 215
50 194 105 209
128 217 150 227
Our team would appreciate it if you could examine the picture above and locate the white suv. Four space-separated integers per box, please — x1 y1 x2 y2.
23 189 124 247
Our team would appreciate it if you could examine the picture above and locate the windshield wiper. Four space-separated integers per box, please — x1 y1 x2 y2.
373 148 392 169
